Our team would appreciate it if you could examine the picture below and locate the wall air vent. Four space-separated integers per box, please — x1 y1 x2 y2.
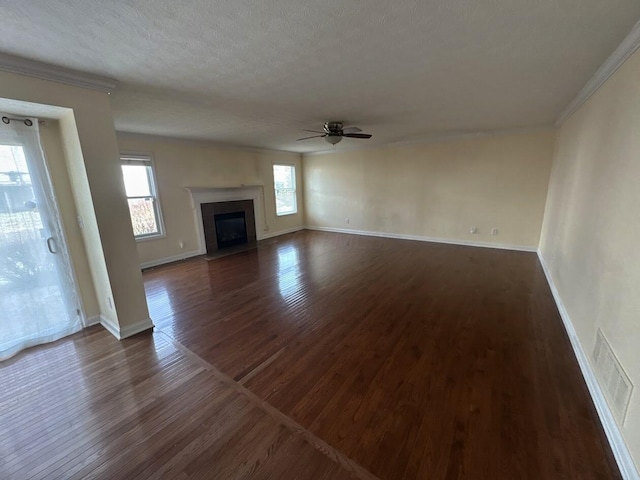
592 329 633 424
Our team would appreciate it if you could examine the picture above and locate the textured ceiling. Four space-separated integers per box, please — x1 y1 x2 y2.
1 0 639 153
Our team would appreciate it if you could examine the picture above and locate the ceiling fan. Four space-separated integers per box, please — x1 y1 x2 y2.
297 122 372 145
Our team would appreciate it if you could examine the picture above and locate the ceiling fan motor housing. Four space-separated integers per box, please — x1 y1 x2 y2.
324 122 344 134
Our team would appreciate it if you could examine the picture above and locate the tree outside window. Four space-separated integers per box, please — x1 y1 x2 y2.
121 155 164 239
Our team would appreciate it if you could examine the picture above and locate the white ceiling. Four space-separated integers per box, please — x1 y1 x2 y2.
1 0 639 153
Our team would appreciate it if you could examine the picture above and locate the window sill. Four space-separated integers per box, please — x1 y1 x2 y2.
135 233 166 242
276 211 297 217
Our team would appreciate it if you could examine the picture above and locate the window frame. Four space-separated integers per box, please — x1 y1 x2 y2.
273 164 297 216
120 153 165 241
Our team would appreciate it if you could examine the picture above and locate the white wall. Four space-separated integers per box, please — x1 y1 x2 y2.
0 70 150 336
116 133 304 266
539 47 640 471
303 130 555 249
39 120 99 320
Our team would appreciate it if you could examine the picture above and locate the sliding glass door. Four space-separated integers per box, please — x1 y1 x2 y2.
0 116 82 360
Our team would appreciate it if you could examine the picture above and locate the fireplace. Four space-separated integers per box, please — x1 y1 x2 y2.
214 211 247 249
201 199 257 253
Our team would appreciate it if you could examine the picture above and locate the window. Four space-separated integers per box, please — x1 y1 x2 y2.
273 164 297 216
121 155 164 239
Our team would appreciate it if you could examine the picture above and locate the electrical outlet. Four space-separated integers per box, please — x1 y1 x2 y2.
491 228 499 236
107 297 113 309
470 227 478 234
179 240 185 249
345 218 350 224
77 215 84 230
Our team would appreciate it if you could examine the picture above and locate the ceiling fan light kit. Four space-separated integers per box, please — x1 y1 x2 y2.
296 121 372 145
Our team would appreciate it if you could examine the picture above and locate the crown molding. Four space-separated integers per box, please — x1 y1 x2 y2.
116 130 297 155
556 19 640 126
0 52 118 94
302 125 554 157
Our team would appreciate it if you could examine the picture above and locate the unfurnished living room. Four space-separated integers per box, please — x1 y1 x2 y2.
1 1 639 479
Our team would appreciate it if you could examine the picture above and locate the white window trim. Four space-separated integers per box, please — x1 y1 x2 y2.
273 163 297 216
120 152 166 241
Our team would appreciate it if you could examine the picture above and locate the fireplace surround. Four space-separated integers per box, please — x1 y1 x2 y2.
201 199 256 253
186 186 267 255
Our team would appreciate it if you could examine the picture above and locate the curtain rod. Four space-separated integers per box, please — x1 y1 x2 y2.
2 116 34 126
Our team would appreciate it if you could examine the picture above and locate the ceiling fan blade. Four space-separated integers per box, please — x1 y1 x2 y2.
343 133 372 139
296 134 326 141
342 127 362 134
302 129 326 134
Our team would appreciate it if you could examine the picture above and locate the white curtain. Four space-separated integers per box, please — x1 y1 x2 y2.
0 115 82 360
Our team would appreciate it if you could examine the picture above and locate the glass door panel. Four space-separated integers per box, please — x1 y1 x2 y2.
0 122 81 360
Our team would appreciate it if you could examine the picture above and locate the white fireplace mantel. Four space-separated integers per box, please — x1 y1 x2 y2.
185 185 269 254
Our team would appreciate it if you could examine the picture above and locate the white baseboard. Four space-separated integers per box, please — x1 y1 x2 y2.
537 251 638 480
140 250 201 270
85 315 102 327
99 315 155 340
259 225 305 240
139 228 305 269
120 318 155 339
99 315 121 339
305 226 537 252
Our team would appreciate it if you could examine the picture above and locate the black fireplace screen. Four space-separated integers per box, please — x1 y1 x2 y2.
214 211 248 249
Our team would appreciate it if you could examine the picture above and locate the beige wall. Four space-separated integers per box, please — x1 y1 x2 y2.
0 70 150 335
540 48 640 469
116 133 304 266
303 130 555 249
39 120 99 320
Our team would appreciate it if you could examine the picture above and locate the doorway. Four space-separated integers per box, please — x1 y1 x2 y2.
0 115 82 360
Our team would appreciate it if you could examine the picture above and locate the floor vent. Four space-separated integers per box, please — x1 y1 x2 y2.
592 329 633 424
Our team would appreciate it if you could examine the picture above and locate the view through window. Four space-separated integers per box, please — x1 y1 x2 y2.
121 155 163 238
273 164 297 216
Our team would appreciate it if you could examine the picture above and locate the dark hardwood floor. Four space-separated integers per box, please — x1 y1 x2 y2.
1 230 620 479
142 230 620 479
0 326 365 479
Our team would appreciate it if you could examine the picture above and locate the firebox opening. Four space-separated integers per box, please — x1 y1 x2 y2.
214 211 248 249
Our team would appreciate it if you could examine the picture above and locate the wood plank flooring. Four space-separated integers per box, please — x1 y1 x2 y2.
143 230 620 479
0 326 364 479
1 230 620 479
